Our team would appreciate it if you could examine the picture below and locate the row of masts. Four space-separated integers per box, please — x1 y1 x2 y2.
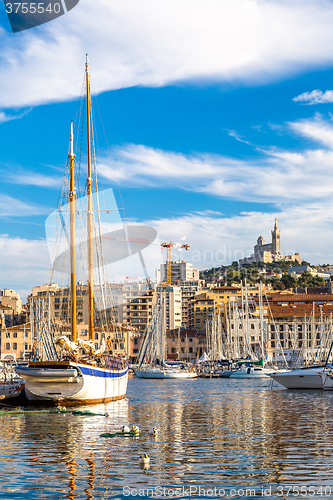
69 54 94 343
207 281 333 366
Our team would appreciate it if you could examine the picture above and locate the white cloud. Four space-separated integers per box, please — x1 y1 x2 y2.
293 90 333 105
0 235 50 300
145 205 333 269
0 109 31 123
5 171 61 188
0 194 49 217
98 114 333 204
2 1 333 107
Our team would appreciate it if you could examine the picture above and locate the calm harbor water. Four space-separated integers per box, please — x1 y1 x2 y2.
0 376 332 499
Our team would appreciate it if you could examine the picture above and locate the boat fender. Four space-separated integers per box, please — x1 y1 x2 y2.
149 427 157 437
122 425 130 433
131 425 140 435
104 412 109 417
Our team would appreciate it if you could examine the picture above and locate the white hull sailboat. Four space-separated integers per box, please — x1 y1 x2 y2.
16 56 128 405
134 296 197 380
135 365 197 379
17 361 128 403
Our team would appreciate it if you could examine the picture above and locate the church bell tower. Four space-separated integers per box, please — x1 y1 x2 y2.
271 218 281 254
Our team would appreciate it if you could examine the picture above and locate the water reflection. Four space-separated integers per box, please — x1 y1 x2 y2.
0 382 332 499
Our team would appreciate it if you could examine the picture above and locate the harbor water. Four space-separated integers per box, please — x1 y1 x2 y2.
0 376 332 499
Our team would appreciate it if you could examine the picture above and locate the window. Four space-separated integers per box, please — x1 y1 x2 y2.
189 347 193 353
24 343 28 350
5 343 10 350
13 343 17 350
25 332 28 338
171 347 176 353
133 349 138 353
13 332 17 338
181 338 185 342
81 329 88 336
251 336 255 342
251 324 254 330
134 338 138 345
189 338 193 342
94 333 99 340
95 343 99 350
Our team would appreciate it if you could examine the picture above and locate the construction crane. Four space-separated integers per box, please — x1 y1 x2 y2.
161 241 190 284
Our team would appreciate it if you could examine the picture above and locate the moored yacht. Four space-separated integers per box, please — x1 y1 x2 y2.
269 365 326 389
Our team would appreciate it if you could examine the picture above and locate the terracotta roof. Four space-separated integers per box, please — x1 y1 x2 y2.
270 304 333 318
271 293 333 302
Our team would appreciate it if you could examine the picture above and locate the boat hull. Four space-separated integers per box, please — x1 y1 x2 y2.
135 368 197 379
0 380 25 399
230 367 274 379
16 362 128 404
270 367 324 389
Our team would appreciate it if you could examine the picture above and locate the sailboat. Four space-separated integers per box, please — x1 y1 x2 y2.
134 295 197 379
16 56 128 404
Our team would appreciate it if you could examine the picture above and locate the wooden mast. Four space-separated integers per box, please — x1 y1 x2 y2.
69 121 77 342
86 54 94 341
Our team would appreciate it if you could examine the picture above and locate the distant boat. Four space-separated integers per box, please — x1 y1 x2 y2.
16 56 128 404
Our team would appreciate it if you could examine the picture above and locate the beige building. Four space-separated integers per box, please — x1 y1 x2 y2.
1 323 31 361
0 289 22 315
122 282 156 334
157 260 199 284
156 285 182 331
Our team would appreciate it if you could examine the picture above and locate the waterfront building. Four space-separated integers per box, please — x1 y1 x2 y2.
176 280 203 328
0 323 31 361
122 282 156 334
156 284 182 331
166 329 207 362
188 286 242 331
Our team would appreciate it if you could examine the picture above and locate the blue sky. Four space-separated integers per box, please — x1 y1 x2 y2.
2 0 333 299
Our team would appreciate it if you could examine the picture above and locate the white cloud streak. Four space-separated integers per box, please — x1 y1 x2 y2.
98 114 333 204
0 109 31 124
5 171 61 188
0 194 49 217
293 90 333 105
2 1 333 107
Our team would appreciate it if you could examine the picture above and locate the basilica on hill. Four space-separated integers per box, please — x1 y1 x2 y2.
239 219 302 265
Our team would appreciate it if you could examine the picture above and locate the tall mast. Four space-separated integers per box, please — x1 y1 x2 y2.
69 121 77 343
86 54 94 341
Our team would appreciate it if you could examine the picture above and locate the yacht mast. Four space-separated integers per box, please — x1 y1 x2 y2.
86 54 94 341
69 121 77 342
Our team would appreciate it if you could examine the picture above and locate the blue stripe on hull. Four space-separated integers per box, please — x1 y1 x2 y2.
78 365 128 379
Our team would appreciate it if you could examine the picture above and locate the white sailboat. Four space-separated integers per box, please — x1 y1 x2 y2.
134 295 197 379
16 56 128 404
